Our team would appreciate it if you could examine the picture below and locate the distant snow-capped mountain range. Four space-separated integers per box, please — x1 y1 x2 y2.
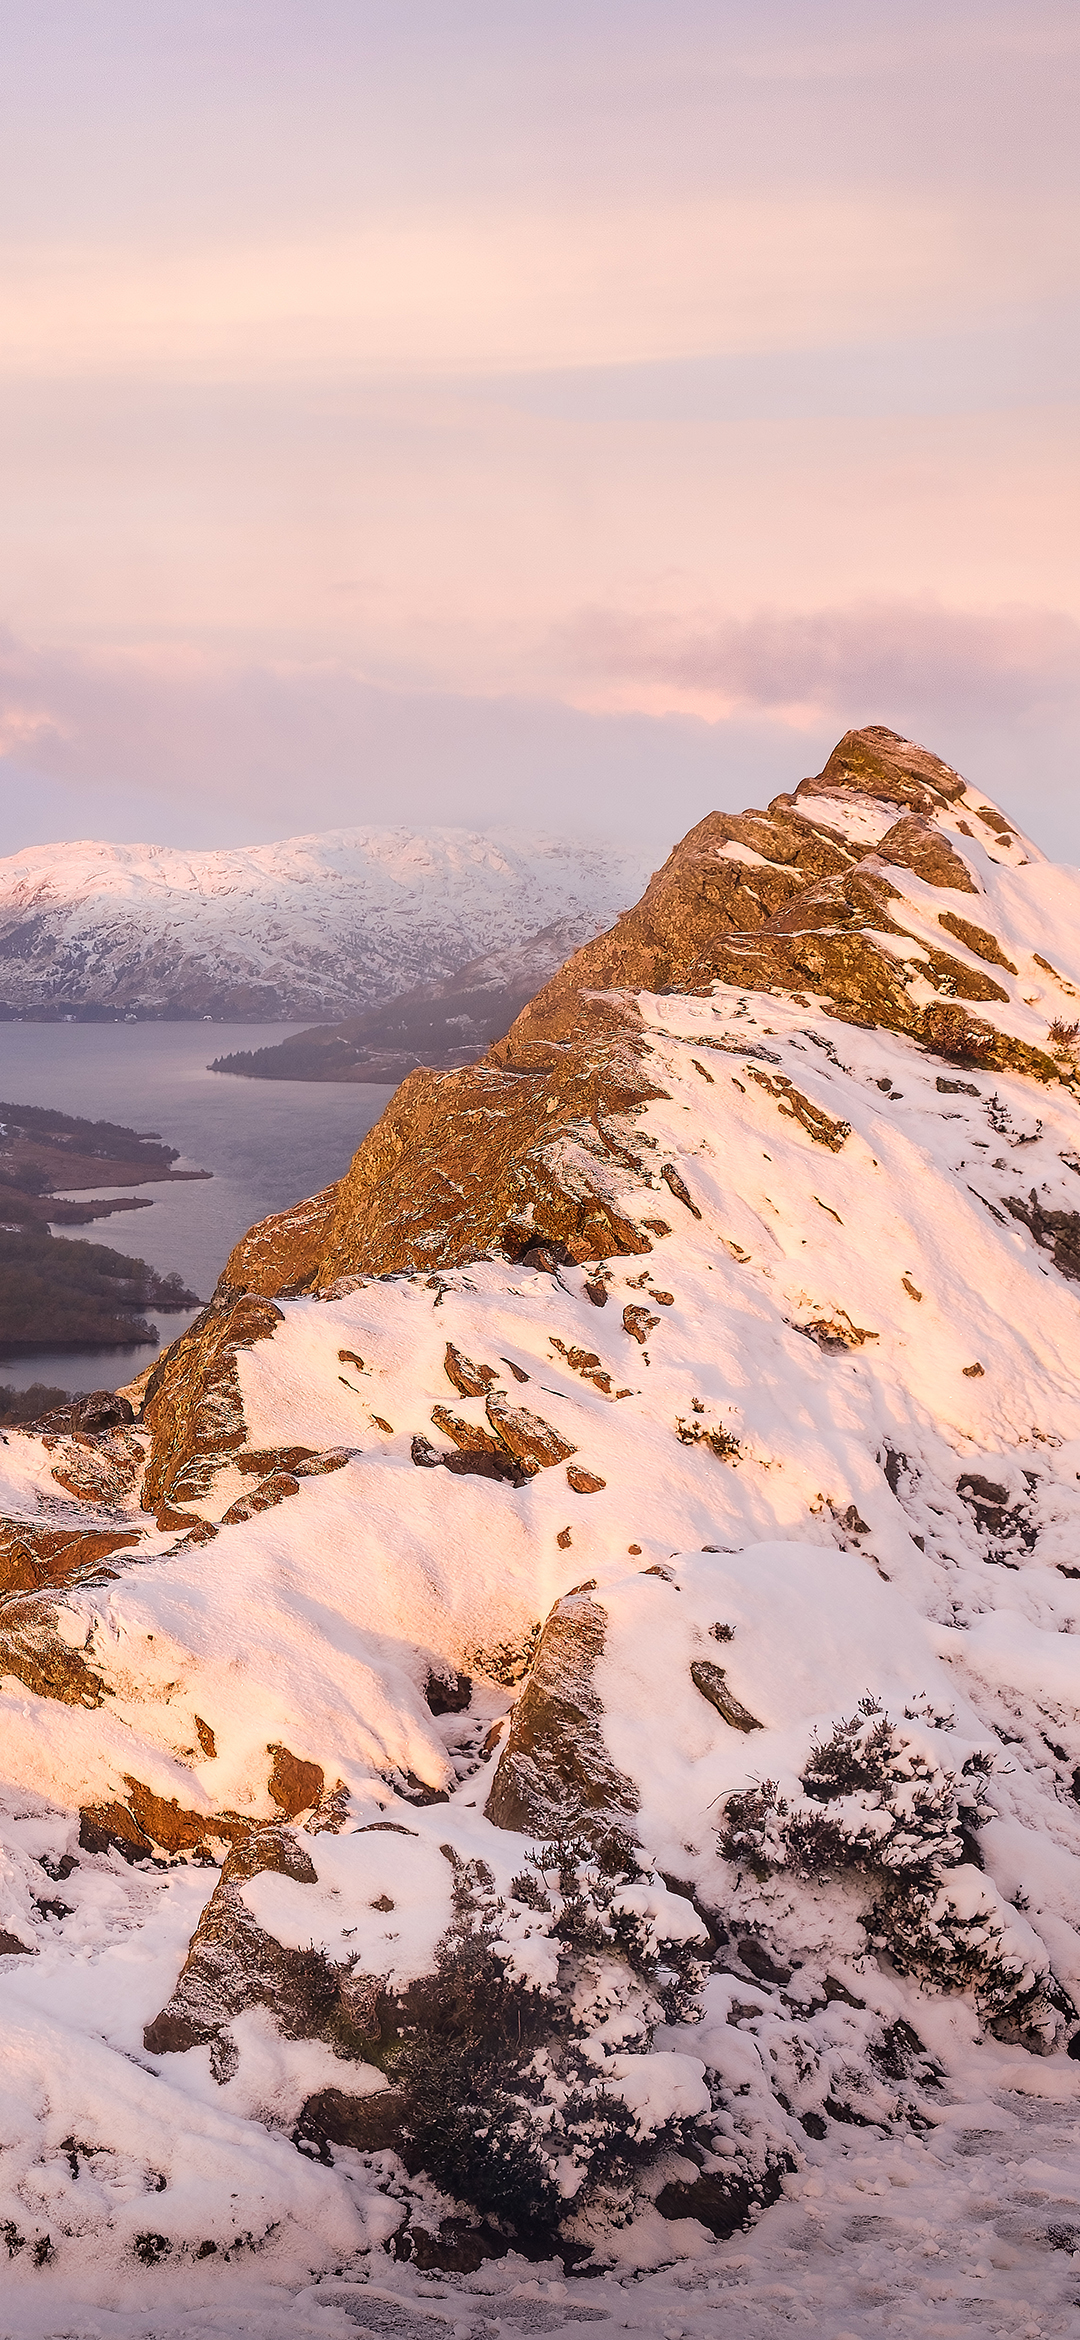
0 828 651 1020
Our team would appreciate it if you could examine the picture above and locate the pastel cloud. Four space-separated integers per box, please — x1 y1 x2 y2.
3 186 1055 382
3 602 1078 863
554 600 1080 726
0 1 1077 856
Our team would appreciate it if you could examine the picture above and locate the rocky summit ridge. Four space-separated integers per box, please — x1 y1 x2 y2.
5 728 1080 2329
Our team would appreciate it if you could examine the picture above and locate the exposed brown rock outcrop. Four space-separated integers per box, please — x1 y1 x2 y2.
430 1404 502 1456
222 1047 660 1298
690 1658 763 1732
0 1519 141 1596
1005 1190 1080 1283
143 1825 321 2054
443 1343 497 1397
484 1393 577 1471
217 739 940 1301
140 1293 285 1512
743 1066 850 1150
236 1444 319 1474
268 1743 325 1818
793 725 967 812
80 1780 251 1861
141 731 1057 1492
212 730 1047 1309
485 1589 639 1837
47 1426 145 1505
82 1752 334 1862
878 816 978 894
212 1182 342 1301
220 1469 300 1523
937 910 1018 973
0 1595 107 1706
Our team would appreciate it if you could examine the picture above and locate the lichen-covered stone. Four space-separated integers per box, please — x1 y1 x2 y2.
0 1518 140 1596
878 815 979 893
937 910 1019 973
0 1595 108 1706
430 1404 502 1456
48 1426 145 1505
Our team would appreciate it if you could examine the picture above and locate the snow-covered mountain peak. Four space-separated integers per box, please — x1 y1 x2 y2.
0 823 649 1019
5 730 1080 2325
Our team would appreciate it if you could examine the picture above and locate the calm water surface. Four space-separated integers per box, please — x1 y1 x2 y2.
0 1025 392 1391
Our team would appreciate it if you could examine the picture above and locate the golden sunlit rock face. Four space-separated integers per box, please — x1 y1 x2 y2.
216 727 1058 1316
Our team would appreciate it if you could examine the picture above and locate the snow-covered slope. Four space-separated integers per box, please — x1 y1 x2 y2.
0 828 648 1019
6 730 1080 2332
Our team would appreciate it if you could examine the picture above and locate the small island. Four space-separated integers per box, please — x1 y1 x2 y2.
0 1102 205 1357
0 1100 211 1227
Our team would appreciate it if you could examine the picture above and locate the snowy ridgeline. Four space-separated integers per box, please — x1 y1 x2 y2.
7 763 1080 2329
0 827 649 1019
7 999 1080 2324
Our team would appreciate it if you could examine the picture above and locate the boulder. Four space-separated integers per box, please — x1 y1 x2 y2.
143 1826 324 2056
71 1389 136 1433
690 1660 762 1732
443 1344 498 1397
485 1589 639 1837
267 1743 325 1818
294 2085 409 2160
486 1394 576 1469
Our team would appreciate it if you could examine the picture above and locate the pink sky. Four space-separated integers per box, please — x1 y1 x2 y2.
1 0 1078 851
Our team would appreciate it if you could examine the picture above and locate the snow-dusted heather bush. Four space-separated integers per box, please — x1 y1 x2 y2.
719 1702 1071 2046
386 1843 711 2244
720 1699 982 1885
